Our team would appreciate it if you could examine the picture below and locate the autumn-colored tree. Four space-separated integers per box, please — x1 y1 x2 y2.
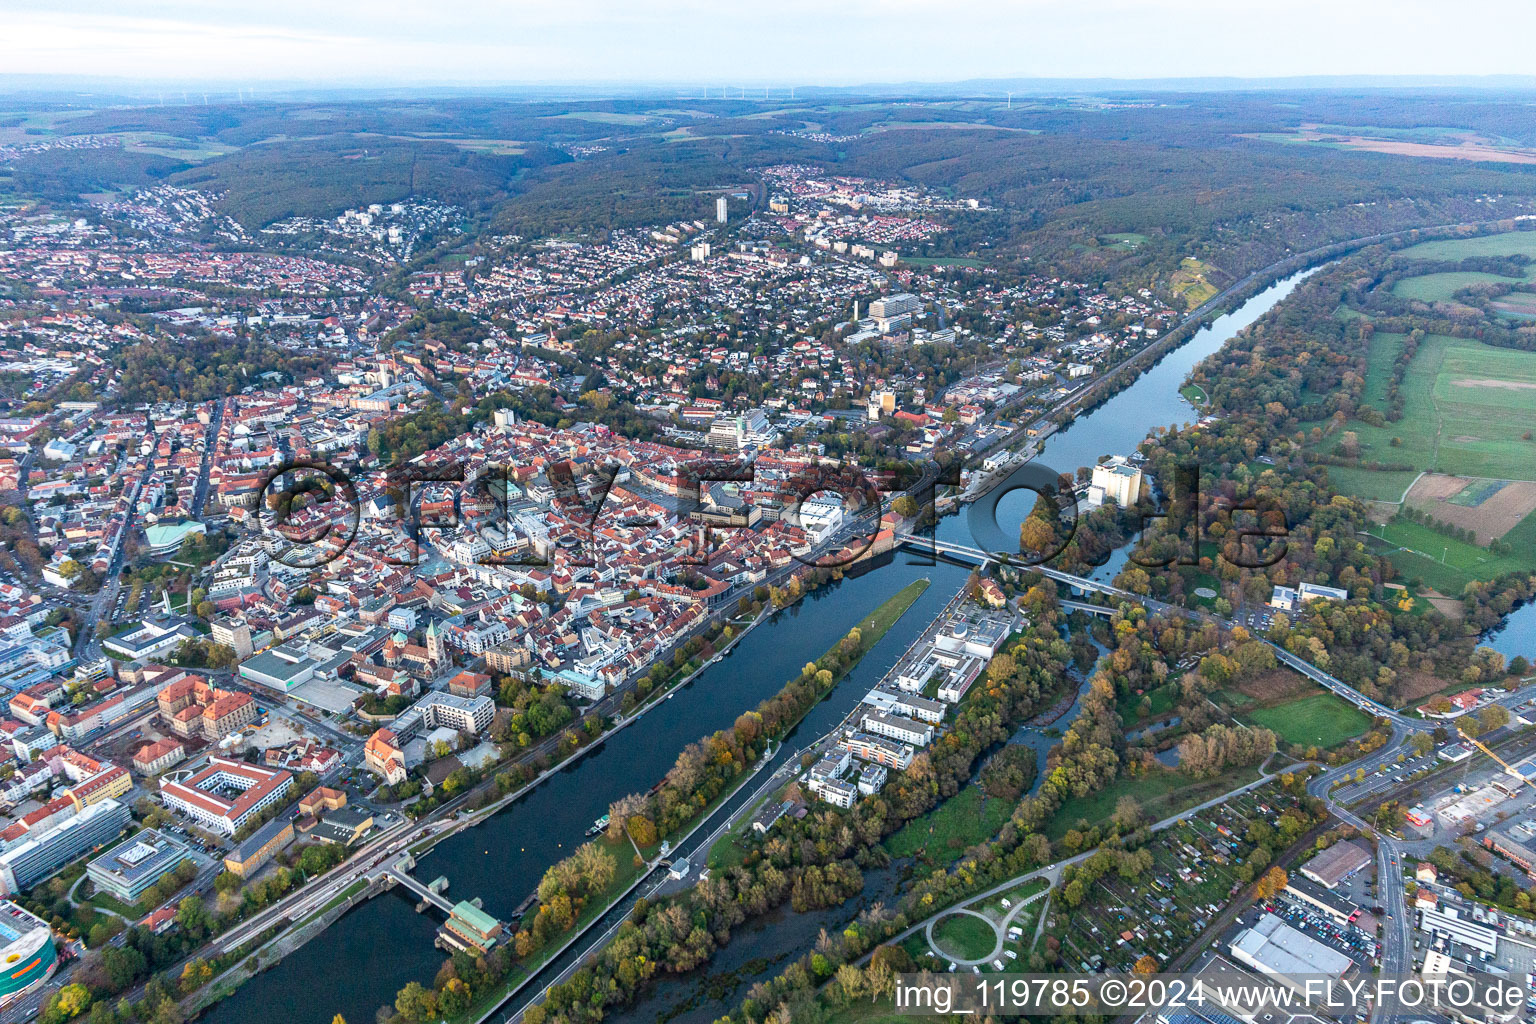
1134 954 1159 976
626 814 658 847
1255 866 1289 899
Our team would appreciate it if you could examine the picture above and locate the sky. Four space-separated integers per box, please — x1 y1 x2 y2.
7 0 1536 88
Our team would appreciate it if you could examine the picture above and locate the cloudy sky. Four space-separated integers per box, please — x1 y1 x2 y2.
7 0 1535 87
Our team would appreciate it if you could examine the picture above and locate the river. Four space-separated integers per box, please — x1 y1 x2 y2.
203 266 1322 1024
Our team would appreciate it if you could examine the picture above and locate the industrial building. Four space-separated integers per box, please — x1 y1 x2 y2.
1299 839 1372 889
440 900 502 954
1229 912 1354 988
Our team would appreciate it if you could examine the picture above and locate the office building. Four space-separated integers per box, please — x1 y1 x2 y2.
159 757 294 835
223 818 295 878
0 799 132 895
86 830 192 904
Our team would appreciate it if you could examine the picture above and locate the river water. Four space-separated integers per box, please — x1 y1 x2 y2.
202 267 1322 1024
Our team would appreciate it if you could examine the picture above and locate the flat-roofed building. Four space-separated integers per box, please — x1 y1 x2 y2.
1230 912 1353 990
86 829 191 904
843 732 914 770
0 900 57 1007
238 642 317 692
1299 838 1372 889
1284 876 1361 926
0 799 131 895
860 710 933 747
1486 829 1536 879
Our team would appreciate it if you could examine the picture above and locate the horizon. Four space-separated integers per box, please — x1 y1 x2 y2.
8 0 1536 89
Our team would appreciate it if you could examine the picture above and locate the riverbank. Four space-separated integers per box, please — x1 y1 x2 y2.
459 577 937 1024
200 217 1536 1024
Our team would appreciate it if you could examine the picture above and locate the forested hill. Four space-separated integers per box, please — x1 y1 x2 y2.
10 91 1536 282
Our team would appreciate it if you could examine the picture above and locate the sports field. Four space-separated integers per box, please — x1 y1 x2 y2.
1326 333 1536 480
1365 511 1536 592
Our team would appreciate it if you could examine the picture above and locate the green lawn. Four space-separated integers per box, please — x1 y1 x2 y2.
883 785 1013 868
1323 465 1421 503
1046 764 1263 840
856 578 931 638
1242 692 1372 749
1323 332 1536 480
89 891 144 919
1397 231 1536 260
931 913 997 961
1118 681 1178 724
1101 232 1149 251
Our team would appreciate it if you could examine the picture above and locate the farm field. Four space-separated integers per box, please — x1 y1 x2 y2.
1492 291 1536 319
1171 257 1218 309
1391 270 1531 303
1324 333 1536 480
1402 473 1536 545
1397 231 1536 260
1241 692 1373 750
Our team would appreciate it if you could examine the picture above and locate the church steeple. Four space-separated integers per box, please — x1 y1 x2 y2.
425 619 444 666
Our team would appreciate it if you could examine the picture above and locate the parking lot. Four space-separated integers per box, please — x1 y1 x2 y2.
1259 893 1381 969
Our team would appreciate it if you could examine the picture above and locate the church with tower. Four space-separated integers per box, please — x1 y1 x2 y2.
379 619 448 680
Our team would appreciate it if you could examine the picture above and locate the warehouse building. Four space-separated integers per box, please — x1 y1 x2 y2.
1230 913 1353 990
1299 839 1372 889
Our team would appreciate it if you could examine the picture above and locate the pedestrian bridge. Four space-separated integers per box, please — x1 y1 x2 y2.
384 864 455 915
892 533 1412 728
